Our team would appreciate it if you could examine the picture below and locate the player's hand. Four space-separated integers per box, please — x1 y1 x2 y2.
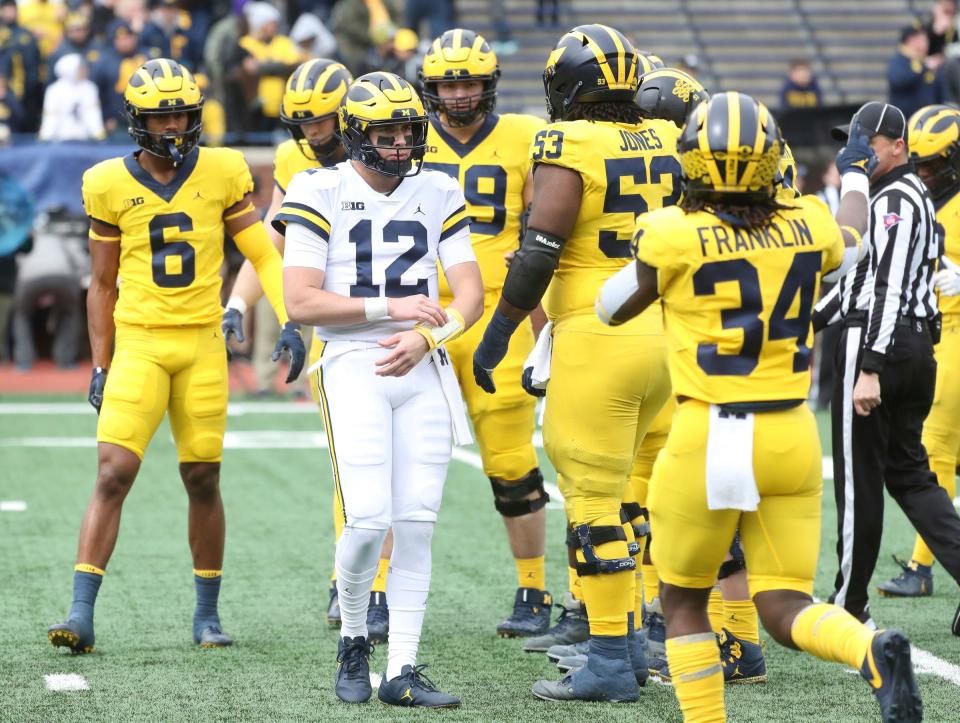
272 322 306 383
473 309 520 394
521 366 546 398
504 250 516 267
934 256 960 296
221 308 244 361
853 371 882 416
836 120 878 177
88 367 107 415
376 330 430 377
388 295 448 326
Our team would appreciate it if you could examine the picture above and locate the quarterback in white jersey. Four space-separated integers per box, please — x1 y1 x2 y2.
279 72 483 709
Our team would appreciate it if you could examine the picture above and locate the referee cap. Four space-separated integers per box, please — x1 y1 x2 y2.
831 101 906 142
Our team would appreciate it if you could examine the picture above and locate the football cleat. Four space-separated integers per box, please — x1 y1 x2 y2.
497 588 552 638
877 557 933 598
327 582 341 628
643 609 666 657
366 591 389 644
648 653 671 683
859 629 923 723
47 619 94 654
533 642 639 703
523 591 588 652
546 638 589 663
377 665 460 708
718 628 766 684
195 624 233 648
335 635 373 704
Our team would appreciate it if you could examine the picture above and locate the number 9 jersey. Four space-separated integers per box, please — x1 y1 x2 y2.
531 117 682 332
635 195 845 404
82 147 254 326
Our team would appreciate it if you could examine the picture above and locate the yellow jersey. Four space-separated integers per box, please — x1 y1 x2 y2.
635 195 844 404
82 147 254 327
274 138 342 193
937 189 960 318
531 118 682 331
423 112 544 297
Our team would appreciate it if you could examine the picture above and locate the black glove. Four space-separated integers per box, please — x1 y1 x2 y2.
472 310 519 394
273 321 306 383
221 307 244 361
521 366 546 398
836 120 878 177
88 367 107 414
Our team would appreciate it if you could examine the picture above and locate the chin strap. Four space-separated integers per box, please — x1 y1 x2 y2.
167 140 183 167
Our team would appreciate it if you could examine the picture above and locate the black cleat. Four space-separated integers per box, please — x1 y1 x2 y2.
877 557 933 598
718 628 766 684
47 619 94 654
327 582 341 628
195 624 233 648
860 629 923 723
497 588 553 638
335 636 373 704
523 592 588 652
366 592 389 644
378 665 460 708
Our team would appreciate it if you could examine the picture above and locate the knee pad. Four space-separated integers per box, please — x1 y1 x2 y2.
390 520 434 576
336 525 388 575
489 468 549 517
566 521 638 576
718 531 746 580
621 501 649 539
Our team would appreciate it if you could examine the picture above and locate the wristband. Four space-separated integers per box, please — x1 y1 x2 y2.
413 308 465 350
364 297 390 321
226 296 247 315
840 172 870 200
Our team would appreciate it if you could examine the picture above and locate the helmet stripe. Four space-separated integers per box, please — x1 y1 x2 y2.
740 97 764 188
453 27 463 51
726 92 741 186
600 24 626 85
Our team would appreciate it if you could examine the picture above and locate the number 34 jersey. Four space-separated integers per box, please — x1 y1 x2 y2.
81 147 254 327
277 161 475 343
531 118 682 330
635 195 844 404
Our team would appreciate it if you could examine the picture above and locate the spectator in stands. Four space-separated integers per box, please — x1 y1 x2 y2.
140 0 199 70
406 0 453 42
114 0 149 32
48 12 103 72
204 9 246 133
376 27 420 85
939 44 960 104
0 73 25 138
329 0 401 76
92 20 145 135
536 0 560 26
780 58 823 109
18 0 66 59
920 0 956 60
0 0 42 133
289 10 337 59
39 53 104 141
888 25 941 119
237 2 305 132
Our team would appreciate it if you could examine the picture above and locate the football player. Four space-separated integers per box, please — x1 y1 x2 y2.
46 59 305 654
597 92 921 722
279 72 483 707
220 58 393 639
877 105 960 606
473 24 682 702
419 28 553 637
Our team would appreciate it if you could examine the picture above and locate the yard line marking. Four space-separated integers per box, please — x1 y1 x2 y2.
44 673 89 692
369 672 382 690
911 646 960 687
451 447 564 508
0 402 316 416
0 437 96 447
0 500 26 511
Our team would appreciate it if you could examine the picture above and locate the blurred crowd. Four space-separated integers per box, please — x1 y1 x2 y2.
0 0 462 145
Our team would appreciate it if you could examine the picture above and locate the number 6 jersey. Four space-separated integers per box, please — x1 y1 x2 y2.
277 162 476 342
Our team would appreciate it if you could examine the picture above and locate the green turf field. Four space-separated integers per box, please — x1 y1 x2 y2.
1 399 958 721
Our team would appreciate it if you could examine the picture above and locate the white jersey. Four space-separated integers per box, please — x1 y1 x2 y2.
278 161 475 343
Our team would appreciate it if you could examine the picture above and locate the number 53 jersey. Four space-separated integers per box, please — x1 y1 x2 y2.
277 162 475 343
82 147 254 327
635 195 845 404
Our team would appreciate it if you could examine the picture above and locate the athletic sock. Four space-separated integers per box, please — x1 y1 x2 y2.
910 537 936 568
707 586 723 634
68 565 104 623
576 512 632 637
193 569 222 633
722 598 760 644
790 602 874 668
386 520 435 681
634 569 645 621
568 566 583 602
641 560 660 608
335 526 387 639
666 633 726 722
515 555 546 591
371 558 390 594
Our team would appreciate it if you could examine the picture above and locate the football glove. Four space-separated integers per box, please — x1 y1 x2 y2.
836 120 878 177
88 367 106 414
934 256 960 297
221 307 245 361
272 321 306 383
472 310 520 394
521 366 546 398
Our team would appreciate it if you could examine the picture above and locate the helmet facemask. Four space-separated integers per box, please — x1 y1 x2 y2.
342 116 428 177
126 101 203 167
913 148 960 200
422 75 498 127
285 113 341 162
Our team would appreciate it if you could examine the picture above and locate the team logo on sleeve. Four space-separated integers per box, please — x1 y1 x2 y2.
883 212 903 230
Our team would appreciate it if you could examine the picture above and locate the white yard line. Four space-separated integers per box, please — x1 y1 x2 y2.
0 401 316 416
451 447 564 508
0 500 26 511
911 646 960 687
44 673 89 692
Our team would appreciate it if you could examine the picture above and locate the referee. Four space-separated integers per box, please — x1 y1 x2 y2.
813 101 960 631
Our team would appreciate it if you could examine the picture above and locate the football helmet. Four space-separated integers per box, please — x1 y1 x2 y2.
908 104 960 200
124 58 203 166
542 24 639 121
280 58 352 161
636 67 709 127
637 50 665 76
679 91 782 202
775 141 801 201
339 71 428 177
419 28 500 126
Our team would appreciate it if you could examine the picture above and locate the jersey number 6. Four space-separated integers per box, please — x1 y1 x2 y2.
149 212 196 288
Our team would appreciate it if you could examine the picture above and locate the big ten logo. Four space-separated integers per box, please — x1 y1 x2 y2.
123 197 145 208
341 201 366 210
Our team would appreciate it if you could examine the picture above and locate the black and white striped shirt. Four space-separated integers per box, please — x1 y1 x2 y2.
814 165 940 372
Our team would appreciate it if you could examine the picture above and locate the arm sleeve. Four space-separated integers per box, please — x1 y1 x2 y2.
233 221 289 324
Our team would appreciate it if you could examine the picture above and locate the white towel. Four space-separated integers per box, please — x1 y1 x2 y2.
524 321 554 389
705 404 760 511
430 347 473 446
